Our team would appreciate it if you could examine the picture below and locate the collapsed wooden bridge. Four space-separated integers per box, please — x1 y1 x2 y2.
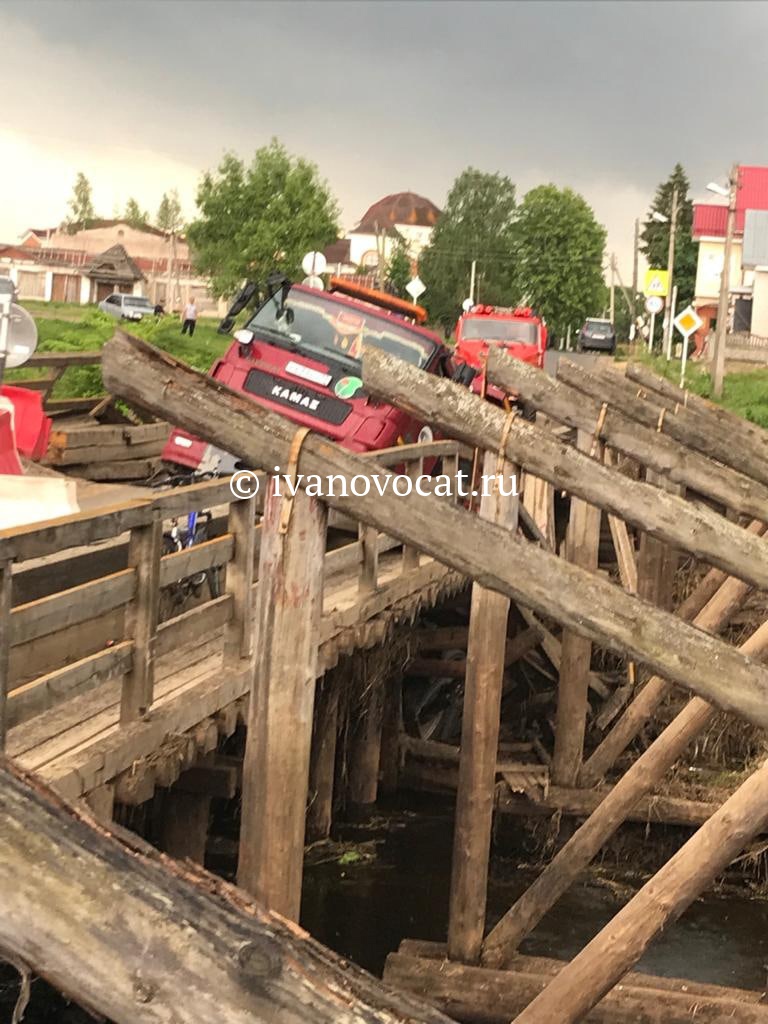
3 329 768 1023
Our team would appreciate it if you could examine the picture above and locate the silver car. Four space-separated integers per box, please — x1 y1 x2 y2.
98 293 156 321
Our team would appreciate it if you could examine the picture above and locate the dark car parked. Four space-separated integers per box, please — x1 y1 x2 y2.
578 317 616 353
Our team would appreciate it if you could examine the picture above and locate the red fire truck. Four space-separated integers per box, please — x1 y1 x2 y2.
162 275 451 475
453 304 547 404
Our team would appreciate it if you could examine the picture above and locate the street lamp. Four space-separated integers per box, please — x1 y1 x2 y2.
708 166 739 398
651 211 668 224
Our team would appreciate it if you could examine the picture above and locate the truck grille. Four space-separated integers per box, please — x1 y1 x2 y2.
244 370 352 426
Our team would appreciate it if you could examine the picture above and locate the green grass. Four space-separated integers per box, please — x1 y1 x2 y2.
633 351 768 429
6 303 230 398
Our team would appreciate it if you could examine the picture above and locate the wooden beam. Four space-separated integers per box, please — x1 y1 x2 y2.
307 670 342 842
346 649 388 814
158 789 212 864
174 763 238 799
552 432 601 786
480 618 768 968
0 759 454 1024
448 451 519 964
487 346 768 522
513 752 768 1023
101 332 768 730
0 559 11 751
238 479 326 920
408 627 543 679
120 513 162 723
224 498 256 661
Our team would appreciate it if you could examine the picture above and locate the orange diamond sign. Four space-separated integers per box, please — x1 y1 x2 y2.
673 306 703 337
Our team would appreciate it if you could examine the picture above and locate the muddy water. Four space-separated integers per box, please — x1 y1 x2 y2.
301 795 768 992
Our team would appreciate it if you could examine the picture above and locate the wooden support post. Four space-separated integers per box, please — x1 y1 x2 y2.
379 670 403 796
159 789 211 864
514 752 768 1024
358 522 379 595
448 451 519 964
443 449 460 503
84 784 115 825
346 650 387 815
403 456 424 571
307 670 341 842
0 559 11 752
636 470 681 611
120 511 162 724
224 496 256 661
481 617 768 969
552 431 601 786
238 480 326 919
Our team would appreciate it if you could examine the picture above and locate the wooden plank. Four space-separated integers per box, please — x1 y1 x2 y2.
552 430 602 786
358 523 379 595
120 514 162 723
224 499 256 660
174 763 238 799
0 560 11 751
307 672 341 841
10 374 59 393
11 569 136 647
7 642 133 728
238 480 327 920
408 627 542 678
0 501 151 562
48 421 169 449
448 451 518 964
46 438 167 466
25 350 102 367
78 458 161 481
159 534 234 589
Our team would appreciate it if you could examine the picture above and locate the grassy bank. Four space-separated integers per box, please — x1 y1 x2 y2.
7 303 230 398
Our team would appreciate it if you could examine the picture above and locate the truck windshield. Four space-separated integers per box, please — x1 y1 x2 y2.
461 318 538 345
246 287 437 369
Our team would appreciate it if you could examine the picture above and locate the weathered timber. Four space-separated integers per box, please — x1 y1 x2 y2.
121 513 162 723
102 333 768 729
487 346 768 520
636 471 681 611
481 617 768 967
346 649 388 813
516 607 608 699
379 670 403 796
158 787 211 863
224 498 256 660
307 670 342 842
174 762 238 799
385 951 768 1024
579 530 763 788
0 759 455 1024
159 534 233 589
408 627 542 678
363 348 768 591
552 431 601 786
0 559 11 750
448 452 518 964
238 480 327 920
514 752 768 1023
47 420 169 450
557 357 768 489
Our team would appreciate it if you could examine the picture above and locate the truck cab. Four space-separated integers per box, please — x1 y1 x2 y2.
453 304 547 404
163 276 450 474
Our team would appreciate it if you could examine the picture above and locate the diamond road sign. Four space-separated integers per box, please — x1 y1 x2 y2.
673 305 703 338
406 276 426 301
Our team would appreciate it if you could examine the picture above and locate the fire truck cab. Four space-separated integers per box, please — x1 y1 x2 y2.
453 304 547 403
163 275 451 474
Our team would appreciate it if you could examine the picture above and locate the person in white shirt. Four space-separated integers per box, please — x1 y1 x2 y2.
181 298 198 336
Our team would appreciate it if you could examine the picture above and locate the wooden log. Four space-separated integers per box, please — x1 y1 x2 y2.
579 530 763 788
358 523 379 595
0 758 455 1024
101 333 768 730
552 431 601 786
481 617 768 968
448 451 518 964
384 951 768 1024
408 628 543 679
487 346 768 521
224 498 256 661
516 607 608 699
379 669 403 796
346 650 388 813
514 752 768 1024
557 356 768 490
635 471 681 612
307 670 342 842
238 479 326 920
121 513 162 723
0 559 11 751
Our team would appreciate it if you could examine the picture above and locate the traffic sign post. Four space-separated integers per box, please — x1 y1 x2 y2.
644 295 664 353
406 276 426 303
673 305 703 387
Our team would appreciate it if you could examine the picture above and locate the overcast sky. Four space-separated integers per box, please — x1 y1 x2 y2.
2 0 766 277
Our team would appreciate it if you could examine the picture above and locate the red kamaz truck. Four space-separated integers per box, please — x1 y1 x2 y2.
453 304 547 405
162 275 451 475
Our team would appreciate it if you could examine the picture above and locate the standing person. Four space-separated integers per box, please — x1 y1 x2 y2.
181 297 198 336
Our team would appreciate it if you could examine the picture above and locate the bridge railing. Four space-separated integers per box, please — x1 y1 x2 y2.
0 439 463 747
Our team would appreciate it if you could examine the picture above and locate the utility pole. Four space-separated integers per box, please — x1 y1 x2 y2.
609 254 616 324
662 187 679 355
712 165 739 399
631 218 639 332
469 260 477 305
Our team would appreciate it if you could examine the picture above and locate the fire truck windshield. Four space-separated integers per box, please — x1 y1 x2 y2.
461 318 538 345
246 288 437 369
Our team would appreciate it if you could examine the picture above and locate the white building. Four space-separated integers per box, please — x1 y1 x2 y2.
325 191 441 273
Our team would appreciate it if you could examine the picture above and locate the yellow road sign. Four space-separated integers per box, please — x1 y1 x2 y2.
673 305 703 337
644 269 669 298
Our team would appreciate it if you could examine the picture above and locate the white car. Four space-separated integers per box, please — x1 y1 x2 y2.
98 293 156 321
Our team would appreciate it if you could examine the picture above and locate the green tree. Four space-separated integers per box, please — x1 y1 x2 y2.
187 139 340 297
64 172 95 234
640 163 697 309
156 189 184 235
419 168 518 330
514 184 607 339
386 236 412 297
124 197 149 228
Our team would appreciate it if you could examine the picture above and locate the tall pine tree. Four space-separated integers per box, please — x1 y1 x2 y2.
640 163 697 309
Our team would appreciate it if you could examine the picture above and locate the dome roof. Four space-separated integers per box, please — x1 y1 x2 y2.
355 192 441 232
